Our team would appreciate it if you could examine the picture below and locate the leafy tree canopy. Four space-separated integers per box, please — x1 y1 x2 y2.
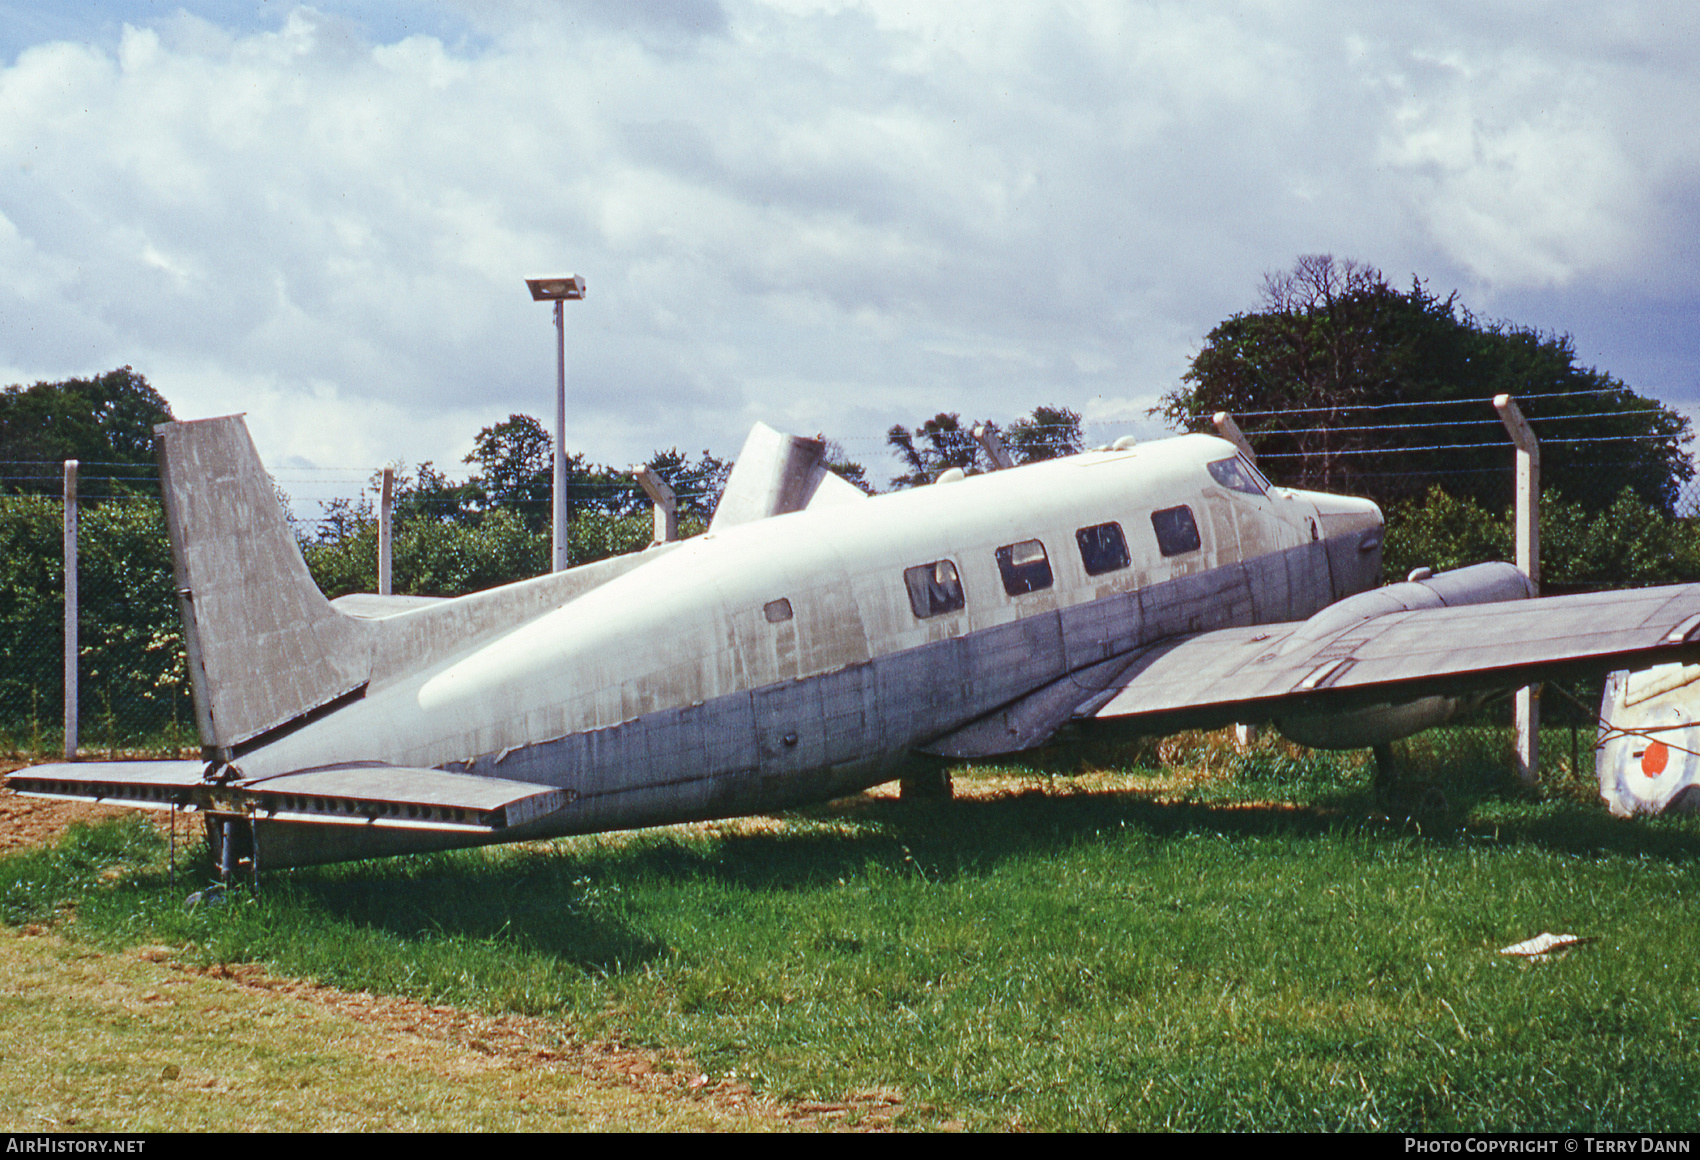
1006 405 1085 465
887 406 1084 488
0 367 175 496
1158 255 1692 514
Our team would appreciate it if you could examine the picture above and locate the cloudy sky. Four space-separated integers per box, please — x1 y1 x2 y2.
1 1 1696 499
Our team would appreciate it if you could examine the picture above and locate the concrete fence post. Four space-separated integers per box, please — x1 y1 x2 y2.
1494 394 1541 786
971 425 1015 471
632 466 678 544
378 466 394 596
1212 412 1257 463
63 459 78 760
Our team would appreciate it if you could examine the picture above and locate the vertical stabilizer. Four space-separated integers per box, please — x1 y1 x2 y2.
156 416 372 752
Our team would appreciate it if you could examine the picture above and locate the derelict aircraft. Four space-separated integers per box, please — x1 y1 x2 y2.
11 414 1700 875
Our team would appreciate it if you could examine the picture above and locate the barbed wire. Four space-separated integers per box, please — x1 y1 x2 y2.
1170 387 1633 421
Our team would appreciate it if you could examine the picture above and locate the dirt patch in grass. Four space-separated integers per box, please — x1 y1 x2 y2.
161 952 908 1130
0 927 778 1131
0 786 156 853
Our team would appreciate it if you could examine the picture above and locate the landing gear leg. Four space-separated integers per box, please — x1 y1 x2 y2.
1372 743 1397 804
220 820 237 882
1372 742 1448 824
900 753 954 803
205 816 254 885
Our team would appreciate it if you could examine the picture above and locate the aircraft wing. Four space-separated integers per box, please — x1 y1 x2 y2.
1082 582 1700 735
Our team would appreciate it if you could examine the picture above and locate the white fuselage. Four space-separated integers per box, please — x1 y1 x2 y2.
237 434 1382 836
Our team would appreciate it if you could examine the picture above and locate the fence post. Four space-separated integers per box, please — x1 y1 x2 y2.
378 466 394 596
971 425 1015 470
632 466 678 544
1494 394 1541 786
63 459 78 761
1212 412 1257 463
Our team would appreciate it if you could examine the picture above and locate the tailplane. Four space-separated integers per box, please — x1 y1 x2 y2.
156 416 372 754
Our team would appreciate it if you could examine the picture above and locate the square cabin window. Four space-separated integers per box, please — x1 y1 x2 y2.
995 539 1054 595
904 559 966 619
763 598 793 623
1075 522 1131 576
1151 505 1201 557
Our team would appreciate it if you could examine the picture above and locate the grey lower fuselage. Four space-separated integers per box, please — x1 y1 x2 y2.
234 435 1383 859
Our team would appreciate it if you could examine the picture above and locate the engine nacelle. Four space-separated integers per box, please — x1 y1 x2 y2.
1272 562 1535 750
1276 694 1466 751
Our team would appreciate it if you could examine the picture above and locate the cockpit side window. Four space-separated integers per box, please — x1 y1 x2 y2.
995 539 1053 595
1076 522 1131 575
1151 505 1202 557
904 559 967 618
1207 456 1266 496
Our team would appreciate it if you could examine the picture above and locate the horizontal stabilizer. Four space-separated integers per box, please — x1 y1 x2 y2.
9 762 567 833
9 761 207 810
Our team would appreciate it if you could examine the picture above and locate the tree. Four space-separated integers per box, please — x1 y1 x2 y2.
1383 483 1700 592
886 406 1085 488
301 415 733 598
887 413 988 488
1158 256 1693 514
634 447 733 519
464 414 552 529
1006 406 1084 464
822 439 874 494
455 414 734 526
394 461 479 526
0 367 175 496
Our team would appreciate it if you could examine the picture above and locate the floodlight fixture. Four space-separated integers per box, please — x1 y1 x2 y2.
526 275 586 302
525 274 587 572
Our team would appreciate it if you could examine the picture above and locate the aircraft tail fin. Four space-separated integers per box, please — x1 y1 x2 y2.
156 415 372 754
709 421 866 531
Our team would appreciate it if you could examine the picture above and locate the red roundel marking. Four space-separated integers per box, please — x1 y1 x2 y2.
1642 741 1669 777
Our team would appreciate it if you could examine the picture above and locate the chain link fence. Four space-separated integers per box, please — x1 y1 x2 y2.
0 483 193 759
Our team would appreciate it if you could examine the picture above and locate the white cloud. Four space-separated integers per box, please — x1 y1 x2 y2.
0 0 1696 484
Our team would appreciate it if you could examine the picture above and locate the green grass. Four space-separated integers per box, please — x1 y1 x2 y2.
7 740 1700 1131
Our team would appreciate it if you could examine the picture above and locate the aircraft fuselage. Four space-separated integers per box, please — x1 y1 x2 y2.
236 435 1382 862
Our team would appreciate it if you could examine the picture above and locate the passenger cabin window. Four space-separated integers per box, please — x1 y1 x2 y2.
904 560 966 619
1076 522 1131 576
1207 456 1267 496
1151 505 1201 557
995 539 1053 595
763 598 793 623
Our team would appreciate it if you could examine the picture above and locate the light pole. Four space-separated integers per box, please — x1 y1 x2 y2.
525 274 586 572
